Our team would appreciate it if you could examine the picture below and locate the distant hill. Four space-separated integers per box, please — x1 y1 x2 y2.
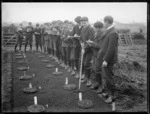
114 21 146 33
2 20 147 34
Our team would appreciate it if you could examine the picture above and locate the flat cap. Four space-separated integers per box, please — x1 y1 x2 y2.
36 23 39 26
94 21 103 28
75 16 81 23
64 20 69 23
80 17 88 21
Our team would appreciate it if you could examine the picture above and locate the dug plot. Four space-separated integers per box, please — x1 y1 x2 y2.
113 45 147 112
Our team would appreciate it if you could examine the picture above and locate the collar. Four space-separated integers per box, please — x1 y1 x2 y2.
107 25 114 30
78 25 82 29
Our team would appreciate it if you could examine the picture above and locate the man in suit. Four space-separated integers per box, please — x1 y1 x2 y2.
24 22 34 52
95 16 119 103
60 23 71 69
70 16 82 78
34 23 42 52
40 24 45 52
87 21 106 90
80 17 95 87
14 23 24 52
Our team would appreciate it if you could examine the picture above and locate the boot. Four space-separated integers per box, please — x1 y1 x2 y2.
90 71 99 90
90 82 99 90
81 77 87 83
67 67 72 73
71 70 76 76
84 68 91 84
81 74 85 79
74 73 80 78
86 80 92 87
96 86 104 94
95 72 103 94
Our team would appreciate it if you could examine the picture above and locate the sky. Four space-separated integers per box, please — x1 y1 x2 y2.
2 3 147 24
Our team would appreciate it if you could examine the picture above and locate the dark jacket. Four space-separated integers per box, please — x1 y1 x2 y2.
71 25 82 48
34 27 41 38
91 30 106 57
97 27 119 64
25 25 34 38
61 29 73 47
80 25 95 48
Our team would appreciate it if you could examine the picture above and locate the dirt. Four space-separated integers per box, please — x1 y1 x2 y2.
2 42 147 112
2 51 13 112
114 44 147 112
12 51 112 112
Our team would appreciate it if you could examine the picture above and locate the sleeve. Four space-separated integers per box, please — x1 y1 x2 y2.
71 26 75 36
91 32 105 49
91 42 100 49
32 27 35 34
88 27 95 41
103 33 118 63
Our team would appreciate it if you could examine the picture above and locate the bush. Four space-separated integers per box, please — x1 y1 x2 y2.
117 29 130 33
132 32 145 40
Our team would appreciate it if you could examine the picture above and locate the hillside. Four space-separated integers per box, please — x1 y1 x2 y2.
114 21 147 33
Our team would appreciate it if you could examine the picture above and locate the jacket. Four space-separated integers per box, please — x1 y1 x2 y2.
97 27 119 64
80 25 95 48
61 29 73 47
91 30 106 57
71 25 82 48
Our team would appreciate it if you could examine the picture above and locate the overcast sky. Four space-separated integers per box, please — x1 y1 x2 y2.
2 3 147 24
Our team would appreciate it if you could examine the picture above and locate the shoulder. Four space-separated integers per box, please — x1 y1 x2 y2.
74 25 78 28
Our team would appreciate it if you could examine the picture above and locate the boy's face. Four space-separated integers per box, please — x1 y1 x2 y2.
68 24 73 31
81 21 88 28
103 21 109 29
94 27 100 33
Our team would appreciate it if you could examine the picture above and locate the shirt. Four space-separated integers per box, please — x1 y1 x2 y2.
107 25 114 30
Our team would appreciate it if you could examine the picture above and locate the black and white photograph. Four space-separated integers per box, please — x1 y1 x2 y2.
2 2 147 112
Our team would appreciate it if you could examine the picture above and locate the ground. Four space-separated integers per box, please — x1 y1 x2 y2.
2 41 147 112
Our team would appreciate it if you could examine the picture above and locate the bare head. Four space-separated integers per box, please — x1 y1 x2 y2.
75 16 81 25
94 21 104 33
29 22 32 26
103 15 113 29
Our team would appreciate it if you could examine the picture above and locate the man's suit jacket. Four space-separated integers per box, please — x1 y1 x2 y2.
97 27 119 64
80 25 95 53
91 30 106 57
71 25 82 48
61 29 72 47
81 25 95 45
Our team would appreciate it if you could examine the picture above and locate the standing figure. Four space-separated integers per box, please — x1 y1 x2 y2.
66 24 73 73
80 17 95 87
14 23 24 52
61 23 71 69
95 16 119 103
34 23 42 52
87 21 105 91
24 22 34 52
40 24 45 52
71 16 82 78
43 26 49 53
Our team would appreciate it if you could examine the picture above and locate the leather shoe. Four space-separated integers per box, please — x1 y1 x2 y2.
81 78 87 83
74 73 80 78
71 70 76 76
81 74 85 79
96 87 103 94
86 80 92 87
105 96 113 104
90 83 99 90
